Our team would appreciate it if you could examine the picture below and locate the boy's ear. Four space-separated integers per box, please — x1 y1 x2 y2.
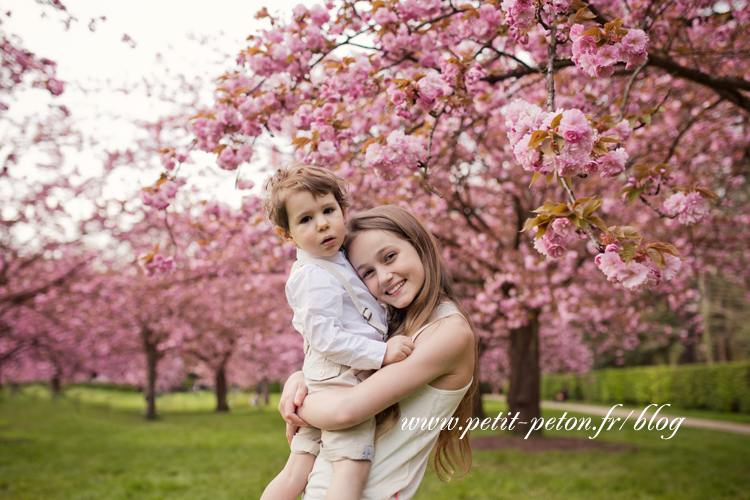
275 226 296 246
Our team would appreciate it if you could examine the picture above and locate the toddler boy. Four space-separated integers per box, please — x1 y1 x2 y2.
260 162 414 500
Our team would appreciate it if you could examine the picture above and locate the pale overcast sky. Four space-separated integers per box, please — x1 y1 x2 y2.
4 0 314 206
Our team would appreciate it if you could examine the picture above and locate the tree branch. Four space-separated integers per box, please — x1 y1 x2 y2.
483 59 575 84
639 194 677 219
620 61 648 116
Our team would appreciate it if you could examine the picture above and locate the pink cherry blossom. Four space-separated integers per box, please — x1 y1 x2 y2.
663 191 710 225
599 148 628 178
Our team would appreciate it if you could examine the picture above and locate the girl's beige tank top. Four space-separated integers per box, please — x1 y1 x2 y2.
303 301 473 500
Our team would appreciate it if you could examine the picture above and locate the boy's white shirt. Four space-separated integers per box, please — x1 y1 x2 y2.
286 248 388 370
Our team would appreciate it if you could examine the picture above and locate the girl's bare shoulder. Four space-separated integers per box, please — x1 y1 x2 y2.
416 312 474 349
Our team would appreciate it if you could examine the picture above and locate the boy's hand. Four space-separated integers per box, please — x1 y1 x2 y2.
382 335 415 366
279 371 309 438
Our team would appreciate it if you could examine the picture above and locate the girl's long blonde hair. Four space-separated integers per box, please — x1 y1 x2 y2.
343 205 479 481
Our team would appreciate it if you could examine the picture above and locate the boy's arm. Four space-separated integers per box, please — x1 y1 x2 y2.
290 266 387 369
294 315 475 430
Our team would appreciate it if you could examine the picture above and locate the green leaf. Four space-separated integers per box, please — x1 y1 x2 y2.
608 225 625 238
528 130 548 150
626 187 641 205
540 138 555 156
582 198 602 218
569 215 583 228
621 226 642 240
532 201 560 214
646 248 666 268
529 171 542 188
573 203 585 219
647 242 682 259
587 216 608 231
598 136 621 143
582 27 602 37
593 142 610 156
572 5 597 24
521 215 546 233
535 222 549 239
621 242 637 263
552 203 572 216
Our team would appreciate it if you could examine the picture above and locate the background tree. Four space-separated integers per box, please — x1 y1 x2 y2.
182 0 750 435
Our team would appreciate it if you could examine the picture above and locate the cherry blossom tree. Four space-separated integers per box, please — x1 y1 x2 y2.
0 1 302 416
178 0 749 435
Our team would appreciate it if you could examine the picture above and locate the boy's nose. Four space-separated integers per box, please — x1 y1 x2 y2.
316 216 329 230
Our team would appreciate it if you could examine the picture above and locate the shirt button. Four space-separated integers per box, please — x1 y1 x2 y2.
319 370 325 377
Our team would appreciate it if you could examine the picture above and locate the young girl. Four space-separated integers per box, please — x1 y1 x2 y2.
279 205 479 499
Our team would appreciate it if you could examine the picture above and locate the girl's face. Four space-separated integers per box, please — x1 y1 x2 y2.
347 229 425 310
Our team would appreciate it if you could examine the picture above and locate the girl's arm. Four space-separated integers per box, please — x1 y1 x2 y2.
297 315 474 430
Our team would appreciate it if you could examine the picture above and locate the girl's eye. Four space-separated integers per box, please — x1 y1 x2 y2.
385 252 396 262
361 270 373 279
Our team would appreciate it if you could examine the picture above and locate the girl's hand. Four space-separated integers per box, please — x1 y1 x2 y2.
382 335 415 366
279 371 309 428
286 422 298 446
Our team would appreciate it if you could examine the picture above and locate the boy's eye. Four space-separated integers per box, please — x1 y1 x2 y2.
324 207 335 214
299 216 312 223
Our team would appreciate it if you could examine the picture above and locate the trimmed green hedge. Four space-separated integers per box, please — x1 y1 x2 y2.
542 361 750 414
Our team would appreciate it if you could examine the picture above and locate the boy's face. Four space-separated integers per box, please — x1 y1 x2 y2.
276 190 346 258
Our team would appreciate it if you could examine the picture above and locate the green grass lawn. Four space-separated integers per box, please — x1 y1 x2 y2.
1 386 749 499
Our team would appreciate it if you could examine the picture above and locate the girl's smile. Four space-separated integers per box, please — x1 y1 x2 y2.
385 280 406 296
347 229 425 309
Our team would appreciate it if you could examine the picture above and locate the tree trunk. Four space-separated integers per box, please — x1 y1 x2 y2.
145 341 158 420
679 338 696 364
471 384 485 419
215 362 229 412
507 313 541 437
472 342 486 418
261 377 270 406
717 334 730 362
698 273 714 364
50 374 62 401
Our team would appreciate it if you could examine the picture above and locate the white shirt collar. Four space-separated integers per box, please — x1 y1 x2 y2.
296 247 348 265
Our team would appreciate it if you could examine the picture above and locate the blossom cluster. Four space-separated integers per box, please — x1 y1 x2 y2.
189 75 277 170
505 99 630 178
138 252 176 278
595 246 681 291
500 0 570 44
159 149 189 172
533 218 583 259
386 70 453 119
1 37 64 112
364 129 426 180
500 0 535 43
570 23 649 78
141 177 186 210
663 191 710 225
